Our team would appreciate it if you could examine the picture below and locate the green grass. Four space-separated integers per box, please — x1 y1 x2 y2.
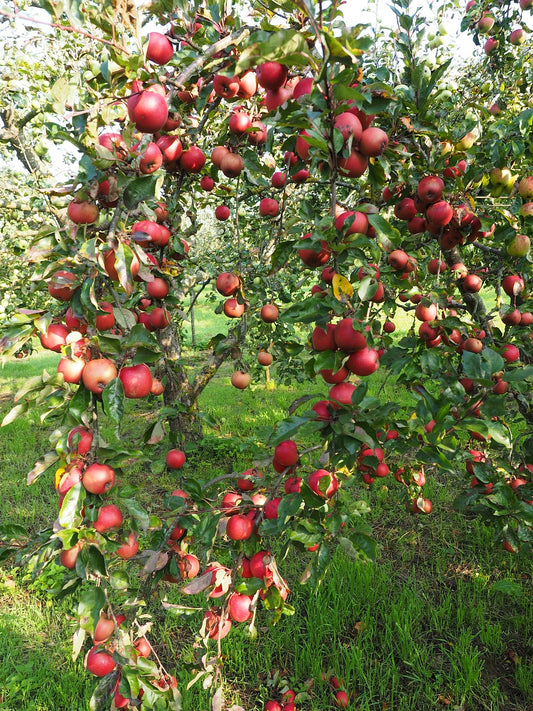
1 348 533 711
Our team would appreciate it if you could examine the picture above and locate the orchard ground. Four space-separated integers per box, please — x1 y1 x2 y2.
1 331 532 711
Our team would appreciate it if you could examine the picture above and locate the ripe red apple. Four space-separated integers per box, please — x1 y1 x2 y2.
308 469 339 498
68 426 93 454
166 449 186 469
418 175 444 204
138 142 163 174
502 344 520 363
320 366 348 384
119 363 152 398
116 533 139 559
180 145 206 173
147 307 171 330
312 323 336 351
93 613 117 644
335 210 368 235
216 272 240 296
265 701 282 711
226 513 254 540
213 73 240 99
256 61 288 90
58 356 86 384
415 302 437 322
274 440 299 467
247 120 267 145
146 31 173 64
86 646 116 677
334 318 367 352
215 205 231 221
426 200 453 227
258 350 273 366
394 197 417 221
95 302 115 331
156 135 183 164
461 274 482 293
82 358 118 394
293 76 313 99
229 111 252 135
224 298 245 318
40 323 69 352
328 381 357 408
358 126 388 156
231 370 251 389
259 198 279 217
237 71 258 99
271 171 287 188
264 86 292 111
346 347 380 376
147 277 169 299
200 175 215 191
484 37 499 54
228 592 253 622
60 542 82 569
388 249 409 270
67 199 99 225
220 152 244 178
260 304 279 322
128 88 168 133
211 145 230 168
132 220 170 247
334 111 363 143
338 149 368 177
298 232 331 267
82 462 116 494
94 504 123 533
48 270 77 301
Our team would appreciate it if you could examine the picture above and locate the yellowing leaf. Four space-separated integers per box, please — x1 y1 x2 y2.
55 467 66 489
332 274 353 302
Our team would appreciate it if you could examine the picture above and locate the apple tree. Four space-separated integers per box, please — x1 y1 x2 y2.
0 0 532 708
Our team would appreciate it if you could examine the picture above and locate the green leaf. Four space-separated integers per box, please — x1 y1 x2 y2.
77 587 106 633
123 176 159 209
102 378 124 424
125 324 160 350
271 416 311 445
368 213 401 249
123 499 150 531
59 482 86 528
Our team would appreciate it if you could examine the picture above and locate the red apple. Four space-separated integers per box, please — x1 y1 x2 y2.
82 358 118 394
94 504 123 533
82 462 116 494
166 449 186 469
86 646 116 677
146 32 173 64
308 469 339 498
256 61 288 90
48 270 77 301
119 363 152 398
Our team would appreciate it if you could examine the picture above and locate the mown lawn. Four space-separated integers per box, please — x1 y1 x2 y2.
0 342 532 711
